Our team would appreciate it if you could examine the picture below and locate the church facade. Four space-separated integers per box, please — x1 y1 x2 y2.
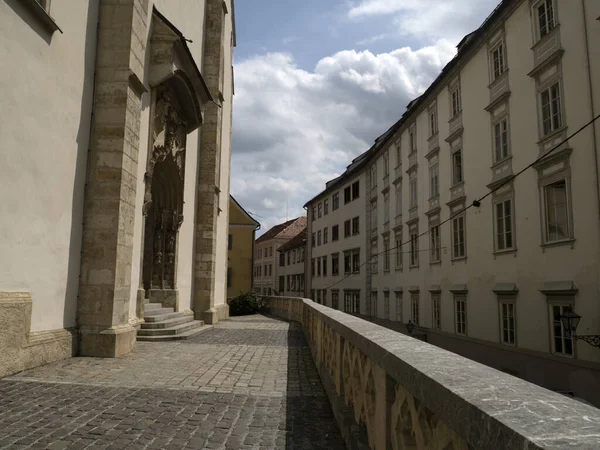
0 0 235 375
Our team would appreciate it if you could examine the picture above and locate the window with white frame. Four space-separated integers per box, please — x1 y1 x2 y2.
352 216 360 235
409 176 418 209
324 198 329 215
323 227 328 244
409 129 416 153
395 292 403 322
451 86 461 117
318 203 322 218
317 230 322 246
452 215 466 259
332 253 339 276
432 293 441 329
409 230 419 267
541 82 562 136
322 255 327 276
494 117 509 162
395 232 402 270
500 301 516 345
454 295 467 335
317 258 321 276
384 292 390 319
393 187 401 222
370 238 378 274
332 290 339 310
551 303 573 356
491 41 506 80
452 149 463 185
411 293 420 325
370 291 378 317
371 200 378 230
332 192 339 210
495 199 514 251
543 179 570 242
383 237 390 272
395 139 402 167
430 164 439 198
536 0 555 39
429 108 438 136
430 225 441 263
383 152 389 177
383 192 390 223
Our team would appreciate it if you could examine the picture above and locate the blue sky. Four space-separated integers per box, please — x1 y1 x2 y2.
230 0 499 234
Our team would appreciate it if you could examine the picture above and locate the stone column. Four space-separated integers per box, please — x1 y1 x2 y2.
77 0 148 357
194 0 225 324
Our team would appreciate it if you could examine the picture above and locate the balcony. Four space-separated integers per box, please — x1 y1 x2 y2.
370 185 378 200
394 214 403 229
393 165 402 184
382 175 390 192
407 152 417 172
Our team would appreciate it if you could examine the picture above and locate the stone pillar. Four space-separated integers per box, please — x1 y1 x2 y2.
78 0 148 357
194 0 225 324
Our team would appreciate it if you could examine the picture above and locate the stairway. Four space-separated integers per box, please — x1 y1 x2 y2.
136 302 211 341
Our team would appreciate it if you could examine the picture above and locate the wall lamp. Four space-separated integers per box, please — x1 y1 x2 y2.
560 310 600 348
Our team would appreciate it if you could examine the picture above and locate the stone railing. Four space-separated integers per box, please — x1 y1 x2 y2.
265 296 600 450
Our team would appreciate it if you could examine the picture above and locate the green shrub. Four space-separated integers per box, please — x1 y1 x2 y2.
229 291 266 316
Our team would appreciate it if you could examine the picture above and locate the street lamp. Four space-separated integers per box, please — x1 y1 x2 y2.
405 320 415 335
560 310 600 348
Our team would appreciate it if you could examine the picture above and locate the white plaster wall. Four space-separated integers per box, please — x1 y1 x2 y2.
254 238 287 293
308 172 368 311
0 1 99 332
366 0 600 363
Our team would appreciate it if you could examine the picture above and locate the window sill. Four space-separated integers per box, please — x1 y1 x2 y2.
429 260 441 266
541 238 575 250
493 248 517 257
538 126 568 146
409 265 419 270
21 0 62 34
451 256 467 263
491 155 513 169
395 267 403 272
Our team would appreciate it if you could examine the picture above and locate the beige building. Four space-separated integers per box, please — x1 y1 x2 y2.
253 217 307 295
276 227 307 297
0 0 236 375
307 0 600 405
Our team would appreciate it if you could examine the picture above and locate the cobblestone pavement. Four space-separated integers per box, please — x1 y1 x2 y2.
0 315 345 450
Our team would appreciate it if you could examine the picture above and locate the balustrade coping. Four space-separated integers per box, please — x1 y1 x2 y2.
266 296 600 450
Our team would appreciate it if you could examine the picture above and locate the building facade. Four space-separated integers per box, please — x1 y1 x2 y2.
0 0 236 376
276 227 307 298
306 0 600 405
253 217 307 296
227 196 260 299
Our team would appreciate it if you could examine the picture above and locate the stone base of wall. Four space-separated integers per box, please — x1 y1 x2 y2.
0 292 76 379
79 324 136 358
203 302 230 324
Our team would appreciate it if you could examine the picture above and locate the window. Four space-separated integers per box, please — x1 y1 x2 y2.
411 294 420 325
227 267 232 288
370 238 378 274
318 203 323 218
344 220 351 238
395 292 403 322
500 302 516 345
333 192 340 210
268 264 272 276
292 250 296 264
410 232 419 267
370 200 378 230
344 254 352 274
344 186 351 204
383 152 389 178
551 304 573 356
317 230 322 246
455 296 467 335
495 199 513 251
395 139 402 167
269 247 273 257
452 215 466 259
383 238 390 272
287 252 291 265
352 216 360 235
452 150 463 185
287 275 291 291
344 290 360 314
317 258 321 276
312 206 316 221
324 199 329 215
544 179 570 242
323 227 328 244
258 249 262 259
268 288 272 296
228 234 232 250
494 118 509 162
541 82 562 136
352 250 360 273
395 233 402 270
279 276 285 293
316 290 321 304
332 291 339 310
429 109 438 136
395 184 402 217
370 165 377 190
322 289 327 305
332 225 339 241
430 225 440 263
332 253 339 276
279 252 285 267
322 256 327 276
383 192 390 224
409 177 417 209
432 294 441 329
264 265 267 276
451 86 461 117
311 233 316 248
311 258 315 276
429 164 439 197
491 42 506 80
352 181 360 200
537 0 555 39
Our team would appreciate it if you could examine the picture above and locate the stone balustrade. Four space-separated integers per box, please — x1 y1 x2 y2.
265 296 600 450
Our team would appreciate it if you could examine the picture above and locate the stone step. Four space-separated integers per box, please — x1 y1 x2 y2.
144 307 175 317
137 320 204 337
136 324 213 342
144 303 163 311
143 311 183 322
141 314 195 329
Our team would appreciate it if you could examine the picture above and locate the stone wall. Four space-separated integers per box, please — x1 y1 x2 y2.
266 296 600 450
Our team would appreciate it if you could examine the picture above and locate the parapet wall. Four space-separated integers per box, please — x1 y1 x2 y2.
266 296 600 450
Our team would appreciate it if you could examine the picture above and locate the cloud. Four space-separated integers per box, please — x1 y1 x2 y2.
230 41 456 235
348 0 500 44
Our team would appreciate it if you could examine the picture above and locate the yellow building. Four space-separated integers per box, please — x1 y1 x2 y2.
228 196 260 299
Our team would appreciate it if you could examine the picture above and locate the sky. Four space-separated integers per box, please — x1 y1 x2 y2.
230 0 500 236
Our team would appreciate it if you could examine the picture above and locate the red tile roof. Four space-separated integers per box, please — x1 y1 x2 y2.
277 226 307 252
255 216 307 244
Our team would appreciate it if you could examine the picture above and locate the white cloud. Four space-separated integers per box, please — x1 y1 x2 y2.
231 41 456 234
348 0 500 44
